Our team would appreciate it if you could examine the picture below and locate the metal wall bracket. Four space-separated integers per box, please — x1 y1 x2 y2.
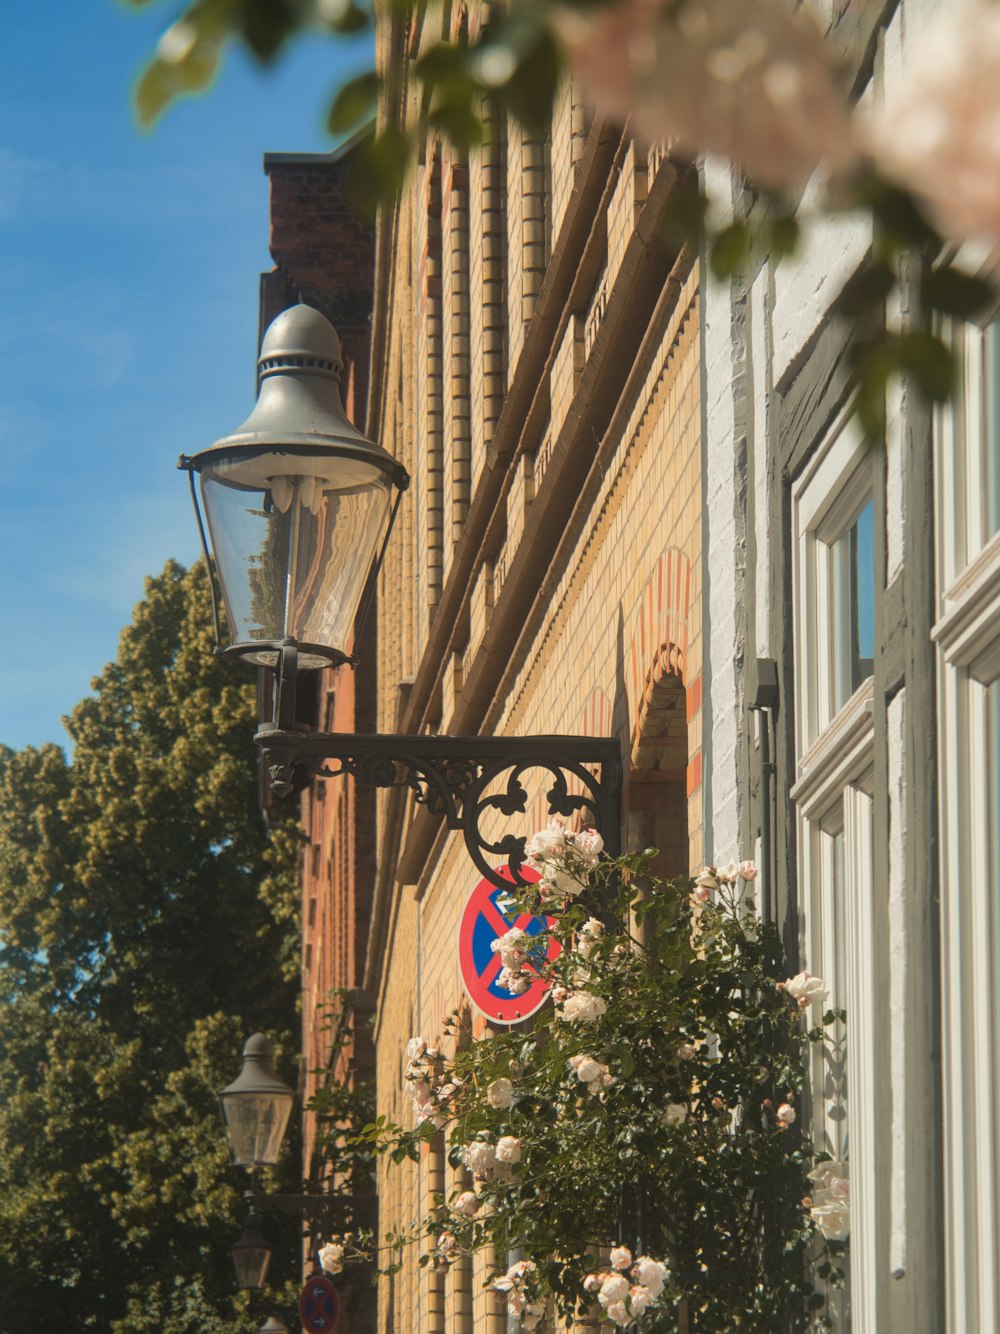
248 1188 370 1224
257 725 623 891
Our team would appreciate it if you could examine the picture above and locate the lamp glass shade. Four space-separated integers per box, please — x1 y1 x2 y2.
219 1034 295 1168
200 452 395 669
231 1211 273 1290
259 1319 290 1334
186 304 407 670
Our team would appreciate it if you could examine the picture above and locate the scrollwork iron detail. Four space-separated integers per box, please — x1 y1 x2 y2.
256 728 622 891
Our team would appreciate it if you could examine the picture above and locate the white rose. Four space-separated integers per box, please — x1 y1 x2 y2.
675 1042 696 1061
453 1190 478 1217
598 1274 630 1308
607 1302 631 1326
695 866 718 889
407 1036 427 1060
318 1241 344 1274
776 1102 796 1126
784 970 828 1007
487 1078 514 1109
462 1140 497 1175
633 1256 668 1296
495 1135 522 1164
610 1245 632 1271
664 1103 687 1126
629 1284 653 1315
558 992 607 1023
526 820 567 859
738 859 758 880
571 1054 602 1084
571 827 604 863
811 1196 850 1240
543 866 586 899
808 1160 848 1191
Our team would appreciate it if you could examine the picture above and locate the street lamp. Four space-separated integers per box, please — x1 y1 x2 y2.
218 1032 372 1292
218 1033 296 1169
183 304 622 888
258 1320 290 1334
179 303 408 672
231 1209 273 1290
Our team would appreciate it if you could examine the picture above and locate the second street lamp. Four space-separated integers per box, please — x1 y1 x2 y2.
218 1032 372 1292
183 303 622 888
218 1034 296 1169
230 1210 273 1290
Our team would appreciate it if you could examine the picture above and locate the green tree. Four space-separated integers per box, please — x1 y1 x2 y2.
0 560 301 1332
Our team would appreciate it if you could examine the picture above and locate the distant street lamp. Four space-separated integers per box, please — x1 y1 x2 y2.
230 1209 273 1290
258 1318 290 1333
218 1033 295 1169
218 1032 371 1291
182 304 622 888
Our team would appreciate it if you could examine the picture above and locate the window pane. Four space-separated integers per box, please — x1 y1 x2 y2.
986 323 1000 539
831 497 876 713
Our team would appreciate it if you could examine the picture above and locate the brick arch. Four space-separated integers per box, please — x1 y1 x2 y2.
628 551 694 878
631 645 687 775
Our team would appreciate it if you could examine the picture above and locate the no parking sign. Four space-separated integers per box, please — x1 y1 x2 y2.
458 864 560 1023
298 1274 340 1333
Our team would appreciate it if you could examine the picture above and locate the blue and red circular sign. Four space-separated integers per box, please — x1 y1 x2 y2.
458 864 561 1023
299 1275 340 1333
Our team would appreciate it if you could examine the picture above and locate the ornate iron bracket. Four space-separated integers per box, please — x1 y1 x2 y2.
257 726 622 890
257 644 622 890
247 1187 370 1225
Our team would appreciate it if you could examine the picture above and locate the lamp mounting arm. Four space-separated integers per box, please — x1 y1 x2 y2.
257 724 622 891
247 1186 371 1224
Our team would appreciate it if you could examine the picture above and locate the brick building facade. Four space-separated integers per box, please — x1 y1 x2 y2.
258 6 1000 1332
331 6 706 1330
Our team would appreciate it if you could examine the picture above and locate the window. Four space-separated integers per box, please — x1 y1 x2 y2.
831 497 875 714
939 314 1000 588
934 328 1000 1328
793 414 877 748
792 412 882 1332
985 324 1000 539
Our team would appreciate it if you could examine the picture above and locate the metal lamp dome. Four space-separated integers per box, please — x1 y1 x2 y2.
180 303 409 670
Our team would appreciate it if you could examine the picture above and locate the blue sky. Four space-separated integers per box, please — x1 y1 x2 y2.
0 1 371 751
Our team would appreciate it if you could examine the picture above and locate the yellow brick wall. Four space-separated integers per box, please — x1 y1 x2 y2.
364 15 703 1327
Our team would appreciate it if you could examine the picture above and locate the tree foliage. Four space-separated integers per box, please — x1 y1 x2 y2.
0 560 301 1332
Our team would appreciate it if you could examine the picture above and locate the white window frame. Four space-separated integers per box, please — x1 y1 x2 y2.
791 413 882 1332
792 412 878 751
934 335 1000 1331
937 316 1000 591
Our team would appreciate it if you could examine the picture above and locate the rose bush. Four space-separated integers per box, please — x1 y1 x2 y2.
346 834 848 1331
